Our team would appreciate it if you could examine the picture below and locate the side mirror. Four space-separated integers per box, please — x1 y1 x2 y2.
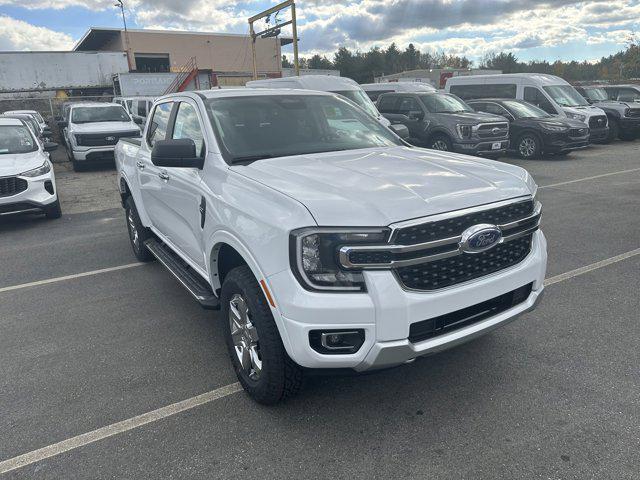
56 119 67 127
390 123 410 139
151 139 204 169
44 142 58 152
42 127 53 136
133 116 144 125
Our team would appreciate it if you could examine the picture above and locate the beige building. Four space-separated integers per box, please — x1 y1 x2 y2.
74 27 286 79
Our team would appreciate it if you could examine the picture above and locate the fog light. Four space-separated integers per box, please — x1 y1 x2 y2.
44 180 54 195
309 329 365 355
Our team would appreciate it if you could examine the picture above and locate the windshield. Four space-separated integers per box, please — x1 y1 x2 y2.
0 125 37 155
543 85 589 107
501 100 550 119
422 93 473 113
332 90 380 117
71 106 131 124
205 94 402 163
583 88 608 102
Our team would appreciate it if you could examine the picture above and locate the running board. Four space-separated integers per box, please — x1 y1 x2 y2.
144 239 220 310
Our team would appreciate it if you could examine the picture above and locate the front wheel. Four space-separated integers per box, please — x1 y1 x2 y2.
221 265 303 404
516 133 541 159
429 134 453 151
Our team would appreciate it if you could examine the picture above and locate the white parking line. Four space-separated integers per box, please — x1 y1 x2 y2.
0 247 639 474
0 263 145 294
0 383 242 475
538 167 640 189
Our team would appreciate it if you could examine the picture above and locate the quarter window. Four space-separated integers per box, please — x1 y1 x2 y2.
450 83 517 100
147 102 173 147
172 102 205 157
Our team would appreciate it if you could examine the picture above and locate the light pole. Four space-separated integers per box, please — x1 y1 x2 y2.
115 0 134 71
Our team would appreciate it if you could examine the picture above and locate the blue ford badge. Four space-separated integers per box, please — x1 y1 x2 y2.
459 224 502 253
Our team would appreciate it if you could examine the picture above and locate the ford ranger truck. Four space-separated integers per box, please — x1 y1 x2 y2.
115 90 547 404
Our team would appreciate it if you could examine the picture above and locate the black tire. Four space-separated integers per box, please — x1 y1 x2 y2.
428 133 453 151
44 199 62 219
71 159 85 172
607 119 619 143
516 132 542 159
124 196 154 262
221 265 303 404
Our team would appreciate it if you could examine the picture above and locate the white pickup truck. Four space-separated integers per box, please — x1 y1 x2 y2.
115 89 547 404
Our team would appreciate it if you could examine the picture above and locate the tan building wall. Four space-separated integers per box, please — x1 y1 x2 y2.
110 30 281 73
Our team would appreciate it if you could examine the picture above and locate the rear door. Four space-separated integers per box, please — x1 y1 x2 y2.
138 100 174 233
153 99 208 269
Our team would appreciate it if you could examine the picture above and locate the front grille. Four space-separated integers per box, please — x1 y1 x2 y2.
75 130 140 147
589 115 607 129
85 151 115 162
408 283 533 343
396 235 533 291
569 127 589 138
394 199 534 245
0 176 28 197
476 123 509 139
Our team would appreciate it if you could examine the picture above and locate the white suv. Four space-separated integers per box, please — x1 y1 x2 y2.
0 117 61 219
116 90 546 404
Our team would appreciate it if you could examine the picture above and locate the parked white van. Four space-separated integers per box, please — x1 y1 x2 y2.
246 75 391 127
445 74 609 142
361 82 436 102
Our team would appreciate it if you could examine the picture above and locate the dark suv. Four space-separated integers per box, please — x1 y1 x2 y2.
575 85 640 140
377 92 509 156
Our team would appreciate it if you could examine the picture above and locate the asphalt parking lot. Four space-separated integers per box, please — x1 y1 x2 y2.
1 142 639 479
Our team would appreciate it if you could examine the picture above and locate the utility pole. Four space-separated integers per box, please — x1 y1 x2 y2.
115 0 134 71
248 0 299 80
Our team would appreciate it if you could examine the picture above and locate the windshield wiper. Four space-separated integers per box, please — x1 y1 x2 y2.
230 154 275 164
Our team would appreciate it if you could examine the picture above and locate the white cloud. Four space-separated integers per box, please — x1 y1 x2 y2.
0 15 74 50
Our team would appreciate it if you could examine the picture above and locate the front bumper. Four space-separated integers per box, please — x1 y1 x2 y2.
70 146 116 162
453 138 510 155
0 172 57 216
619 117 640 134
589 126 609 142
268 230 547 370
543 133 590 153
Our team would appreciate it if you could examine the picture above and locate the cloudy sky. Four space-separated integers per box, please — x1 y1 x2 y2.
0 1 638 63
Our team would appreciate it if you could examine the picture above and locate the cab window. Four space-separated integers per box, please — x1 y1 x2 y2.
377 95 399 114
171 102 205 157
523 87 558 114
397 96 421 115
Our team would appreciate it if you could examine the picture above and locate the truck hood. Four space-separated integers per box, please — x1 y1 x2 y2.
231 146 534 226
562 105 606 118
439 111 507 124
0 150 47 177
71 121 139 133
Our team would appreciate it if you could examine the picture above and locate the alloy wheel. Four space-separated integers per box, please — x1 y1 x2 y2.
229 293 262 381
127 209 139 249
431 139 449 151
519 137 536 158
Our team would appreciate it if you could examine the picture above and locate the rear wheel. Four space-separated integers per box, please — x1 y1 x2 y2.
429 134 453 151
221 265 303 404
124 197 154 262
44 199 62 219
516 133 541 159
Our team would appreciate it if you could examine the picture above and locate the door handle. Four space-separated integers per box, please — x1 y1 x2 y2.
136 161 145 170
158 171 170 181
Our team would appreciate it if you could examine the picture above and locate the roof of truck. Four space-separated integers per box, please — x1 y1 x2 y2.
246 75 360 91
0 117 24 126
446 73 568 86
68 102 122 108
161 89 334 101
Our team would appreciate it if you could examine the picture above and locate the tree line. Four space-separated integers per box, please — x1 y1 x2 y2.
282 37 640 84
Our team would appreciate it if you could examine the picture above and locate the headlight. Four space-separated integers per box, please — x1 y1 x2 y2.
543 124 568 132
624 108 630 117
566 112 586 122
290 228 389 292
456 124 473 139
20 161 51 177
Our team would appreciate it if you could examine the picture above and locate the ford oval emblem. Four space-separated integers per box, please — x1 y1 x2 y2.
459 224 502 254
106 136 116 142
491 127 501 134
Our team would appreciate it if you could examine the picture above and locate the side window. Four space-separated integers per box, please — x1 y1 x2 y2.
524 87 557 114
397 96 421 115
147 102 173 147
468 102 486 112
377 95 398 114
483 103 509 116
172 102 205 157
137 100 148 118
617 88 640 102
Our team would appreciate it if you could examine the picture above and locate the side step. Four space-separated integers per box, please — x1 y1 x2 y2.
144 238 220 310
